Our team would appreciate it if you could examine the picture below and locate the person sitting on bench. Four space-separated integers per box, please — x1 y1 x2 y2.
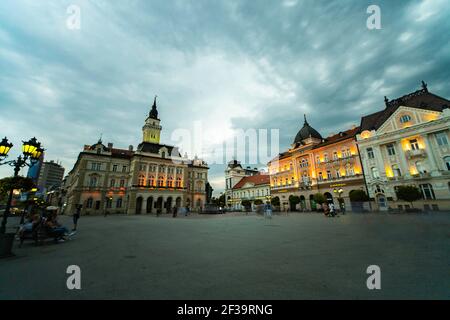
45 213 72 241
18 213 40 238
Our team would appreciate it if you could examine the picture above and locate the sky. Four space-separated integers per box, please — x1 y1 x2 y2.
0 0 449 194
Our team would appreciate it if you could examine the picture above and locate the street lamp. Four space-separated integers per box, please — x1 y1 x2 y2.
0 137 44 235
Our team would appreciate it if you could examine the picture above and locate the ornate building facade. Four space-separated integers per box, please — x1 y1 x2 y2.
65 98 209 215
224 160 259 207
229 173 270 211
357 82 450 211
268 116 366 211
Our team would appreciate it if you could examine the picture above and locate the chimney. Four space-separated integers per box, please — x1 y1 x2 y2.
107 142 113 149
128 145 134 151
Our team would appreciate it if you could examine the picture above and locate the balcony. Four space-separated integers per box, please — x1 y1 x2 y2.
411 172 431 179
405 149 427 159
316 174 363 184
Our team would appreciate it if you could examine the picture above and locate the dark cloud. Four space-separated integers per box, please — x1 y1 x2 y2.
0 0 449 193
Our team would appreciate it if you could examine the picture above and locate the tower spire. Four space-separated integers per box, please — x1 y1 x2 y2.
149 95 159 119
304 114 309 125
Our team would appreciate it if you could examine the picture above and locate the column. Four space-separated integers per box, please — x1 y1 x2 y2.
423 134 439 173
396 141 411 177
372 144 385 177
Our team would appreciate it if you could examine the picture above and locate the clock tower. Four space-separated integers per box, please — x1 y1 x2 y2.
142 96 162 144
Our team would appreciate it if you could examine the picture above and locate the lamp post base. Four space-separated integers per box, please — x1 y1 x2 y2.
0 233 15 259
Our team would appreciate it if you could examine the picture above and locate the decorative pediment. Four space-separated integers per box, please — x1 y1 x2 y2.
377 106 441 135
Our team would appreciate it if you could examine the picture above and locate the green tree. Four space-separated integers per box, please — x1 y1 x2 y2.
217 194 226 207
254 199 263 205
349 190 369 202
0 176 35 203
241 200 252 211
395 185 422 208
289 195 300 211
270 196 280 207
313 193 326 205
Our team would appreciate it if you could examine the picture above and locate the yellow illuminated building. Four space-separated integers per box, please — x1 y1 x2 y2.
268 115 366 211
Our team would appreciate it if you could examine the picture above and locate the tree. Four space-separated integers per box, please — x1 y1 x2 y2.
395 185 422 208
254 199 263 205
241 200 252 211
217 194 226 207
0 176 35 203
271 196 280 207
289 195 300 211
313 193 326 205
349 190 369 202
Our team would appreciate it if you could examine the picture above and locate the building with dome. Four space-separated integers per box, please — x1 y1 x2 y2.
267 116 366 212
64 98 209 215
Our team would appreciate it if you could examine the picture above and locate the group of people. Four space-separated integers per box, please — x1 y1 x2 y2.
322 202 345 217
171 206 190 218
17 207 77 243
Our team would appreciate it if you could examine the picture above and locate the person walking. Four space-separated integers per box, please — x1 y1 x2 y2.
72 205 81 231
329 202 336 217
172 206 178 218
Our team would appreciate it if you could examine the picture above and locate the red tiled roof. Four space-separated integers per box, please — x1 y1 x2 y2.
313 126 360 149
232 174 270 189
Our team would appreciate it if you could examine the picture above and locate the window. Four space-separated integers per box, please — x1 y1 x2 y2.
161 151 166 158
386 144 396 156
318 172 323 181
116 198 123 208
371 167 380 179
333 152 338 160
119 180 125 188
400 115 411 123
89 176 97 187
91 162 101 171
110 179 115 188
138 175 145 186
139 164 146 171
122 166 127 173
444 156 450 170
420 184 435 200
112 165 118 172
367 148 374 159
176 178 182 188
86 198 93 208
436 132 449 146
316 156 321 164
392 164 401 177
324 153 329 162
158 176 164 187
167 177 174 188
336 170 341 178
409 139 419 150
327 171 332 180
148 176 155 187
346 166 354 176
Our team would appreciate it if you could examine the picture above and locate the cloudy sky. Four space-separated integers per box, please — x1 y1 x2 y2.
0 0 449 193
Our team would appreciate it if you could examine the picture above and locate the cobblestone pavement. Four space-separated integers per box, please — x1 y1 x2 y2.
1 212 449 299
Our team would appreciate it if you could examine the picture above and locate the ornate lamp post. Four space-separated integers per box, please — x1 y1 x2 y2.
0 137 44 235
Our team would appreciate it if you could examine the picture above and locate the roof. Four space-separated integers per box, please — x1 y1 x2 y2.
110 148 133 159
149 96 159 120
360 85 450 131
313 126 360 149
232 174 270 189
136 142 181 157
293 115 322 145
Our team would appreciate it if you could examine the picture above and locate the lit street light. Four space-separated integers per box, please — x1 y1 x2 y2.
0 137 44 257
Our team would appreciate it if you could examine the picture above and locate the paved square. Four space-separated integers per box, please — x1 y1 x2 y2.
1 212 449 299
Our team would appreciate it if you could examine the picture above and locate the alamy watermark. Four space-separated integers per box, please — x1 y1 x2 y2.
66 265 81 290
66 5 81 30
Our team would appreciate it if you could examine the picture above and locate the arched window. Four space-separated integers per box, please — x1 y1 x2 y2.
176 177 182 188
158 176 164 187
116 198 123 208
138 175 145 186
89 176 97 187
392 164 401 177
444 156 450 171
148 176 155 187
167 177 174 188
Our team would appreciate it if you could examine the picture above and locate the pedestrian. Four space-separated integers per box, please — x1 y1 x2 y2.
185 205 189 216
72 204 81 231
329 202 335 217
172 206 178 218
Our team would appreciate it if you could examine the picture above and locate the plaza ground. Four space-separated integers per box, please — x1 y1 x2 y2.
0 212 449 300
